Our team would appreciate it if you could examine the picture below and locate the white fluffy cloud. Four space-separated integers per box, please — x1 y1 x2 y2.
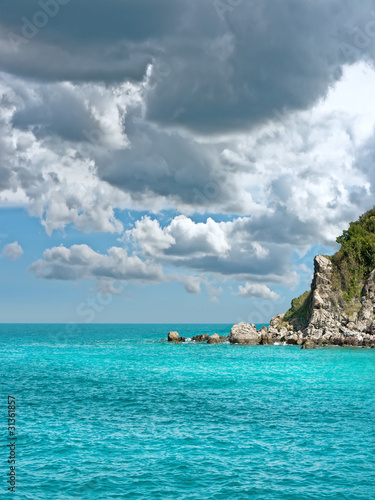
2 241 23 260
126 215 298 286
127 215 231 258
30 244 164 283
236 283 280 300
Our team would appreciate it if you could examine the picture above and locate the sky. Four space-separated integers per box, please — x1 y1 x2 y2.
1 0 375 323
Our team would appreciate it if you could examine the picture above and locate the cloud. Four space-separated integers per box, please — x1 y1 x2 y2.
1 0 373 134
236 283 280 300
2 2 375 302
29 244 164 283
2 241 23 260
126 215 298 286
183 276 202 294
1 61 374 241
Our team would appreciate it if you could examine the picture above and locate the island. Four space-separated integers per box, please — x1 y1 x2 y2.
167 207 375 349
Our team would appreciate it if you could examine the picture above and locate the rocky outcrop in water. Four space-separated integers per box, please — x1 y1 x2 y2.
229 323 259 344
256 208 375 348
168 331 179 342
191 334 210 342
166 332 228 344
207 333 227 344
265 253 375 347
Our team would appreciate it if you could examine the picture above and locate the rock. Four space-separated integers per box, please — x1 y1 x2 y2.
219 336 228 342
229 322 259 345
207 333 220 344
179 337 186 343
301 339 316 349
260 332 274 345
346 321 357 331
312 291 324 309
279 327 288 337
344 336 359 347
332 336 344 346
269 314 285 329
286 334 299 345
267 326 279 338
168 331 179 342
191 334 209 342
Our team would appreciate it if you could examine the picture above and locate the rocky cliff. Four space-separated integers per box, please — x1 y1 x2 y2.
231 208 375 348
265 208 375 347
264 254 375 347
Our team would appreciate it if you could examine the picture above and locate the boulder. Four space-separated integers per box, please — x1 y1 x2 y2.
301 339 316 349
344 336 359 346
286 334 299 345
207 333 220 344
332 336 344 346
168 331 179 342
191 334 209 342
267 326 279 338
260 332 274 345
269 313 285 329
229 323 259 345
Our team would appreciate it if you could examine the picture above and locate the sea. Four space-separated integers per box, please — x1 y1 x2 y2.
1 323 375 499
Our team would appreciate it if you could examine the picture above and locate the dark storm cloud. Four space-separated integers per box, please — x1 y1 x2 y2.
99 108 236 207
11 83 96 142
0 0 185 83
146 0 375 134
1 0 374 133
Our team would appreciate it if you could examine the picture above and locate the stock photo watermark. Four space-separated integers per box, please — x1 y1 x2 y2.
58 280 125 341
212 0 243 22
340 10 375 57
7 0 71 53
6 396 17 493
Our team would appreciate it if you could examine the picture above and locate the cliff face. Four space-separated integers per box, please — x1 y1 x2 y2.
283 254 375 345
307 254 349 336
228 251 375 348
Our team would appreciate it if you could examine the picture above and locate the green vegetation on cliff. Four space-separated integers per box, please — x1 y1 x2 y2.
331 206 375 301
283 290 311 327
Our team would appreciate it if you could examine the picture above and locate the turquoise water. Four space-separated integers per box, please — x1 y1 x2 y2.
1 323 375 499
